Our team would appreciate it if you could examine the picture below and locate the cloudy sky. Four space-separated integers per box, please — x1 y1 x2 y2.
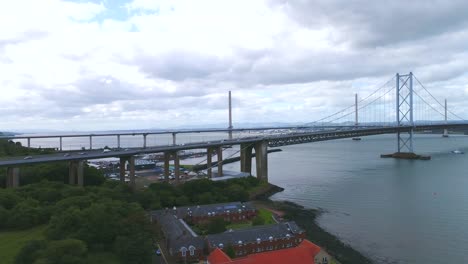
1 0 468 131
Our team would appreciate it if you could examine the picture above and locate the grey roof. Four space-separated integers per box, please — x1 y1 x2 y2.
155 213 204 251
172 236 205 252
166 201 256 218
206 221 304 247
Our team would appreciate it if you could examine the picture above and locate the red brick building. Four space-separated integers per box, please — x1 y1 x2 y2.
206 221 306 258
207 239 331 264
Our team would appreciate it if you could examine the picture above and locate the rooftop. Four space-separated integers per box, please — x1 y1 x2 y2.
207 239 322 264
206 221 304 247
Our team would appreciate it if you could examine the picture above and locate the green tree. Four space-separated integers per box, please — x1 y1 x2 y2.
37 239 88 264
225 245 235 259
14 240 47 264
207 218 228 234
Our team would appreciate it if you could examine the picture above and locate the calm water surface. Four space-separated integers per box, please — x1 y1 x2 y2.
267 134 468 264
18 133 468 263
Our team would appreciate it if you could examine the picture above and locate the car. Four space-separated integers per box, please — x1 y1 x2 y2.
102 149 111 153
63 153 70 157
23 156 32 160
78 152 87 155
155 249 161 256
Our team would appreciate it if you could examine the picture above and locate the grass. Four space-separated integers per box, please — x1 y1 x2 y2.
226 222 252 230
258 208 275 225
0 225 46 264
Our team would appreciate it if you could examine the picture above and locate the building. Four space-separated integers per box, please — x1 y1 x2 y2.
207 239 331 264
169 202 257 225
206 221 306 258
154 212 204 263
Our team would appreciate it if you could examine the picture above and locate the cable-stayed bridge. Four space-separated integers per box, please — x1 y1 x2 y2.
1 72 467 188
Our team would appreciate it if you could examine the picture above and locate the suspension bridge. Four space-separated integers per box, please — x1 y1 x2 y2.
0 72 467 188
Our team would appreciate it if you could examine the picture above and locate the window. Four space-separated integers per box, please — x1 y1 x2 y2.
189 246 195 256
181 247 187 257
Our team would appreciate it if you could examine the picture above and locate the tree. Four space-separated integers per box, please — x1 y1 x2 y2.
207 218 228 234
225 245 235 259
37 239 88 264
14 240 47 264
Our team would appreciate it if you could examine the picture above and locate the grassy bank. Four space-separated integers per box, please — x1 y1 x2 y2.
255 199 372 264
0 225 46 264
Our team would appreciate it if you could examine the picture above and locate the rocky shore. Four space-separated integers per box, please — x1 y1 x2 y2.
256 183 372 264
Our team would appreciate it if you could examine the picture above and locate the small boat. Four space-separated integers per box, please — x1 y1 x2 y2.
451 150 464 154
352 137 362 141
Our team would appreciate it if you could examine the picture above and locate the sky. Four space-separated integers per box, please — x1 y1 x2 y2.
1 0 468 131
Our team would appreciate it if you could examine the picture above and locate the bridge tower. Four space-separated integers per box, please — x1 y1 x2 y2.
396 72 414 153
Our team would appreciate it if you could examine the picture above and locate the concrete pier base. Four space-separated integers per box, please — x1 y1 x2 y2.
207 148 213 178
164 152 171 180
254 141 268 181
119 156 136 189
217 147 223 177
381 152 431 160
174 151 180 181
69 161 84 186
119 157 126 182
6 167 20 188
240 143 253 175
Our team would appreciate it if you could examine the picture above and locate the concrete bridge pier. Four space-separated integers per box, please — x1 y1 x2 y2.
119 157 127 182
68 160 84 186
207 147 213 178
217 146 223 177
174 151 180 181
240 143 253 175
143 134 148 148
117 135 121 149
128 156 135 189
172 133 177 145
6 167 20 188
254 141 268 181
164 152 171 180
119 156 136 189
59 137 63 151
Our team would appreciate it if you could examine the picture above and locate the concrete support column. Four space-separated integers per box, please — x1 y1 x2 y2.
254 141 268 181
6 167 20 188
27 138 31 148
172 133 177 145
89 136 93 150
77 161 84 186
174 152 180 181
117 135 121 149
128 156 136 190
69 161 76 185
143 134 147 148
68 161 84 186
59 137 63 151
240 143 253 175
207 148 213 178
164 152 171 180
217 146 223 177
119 157 127 182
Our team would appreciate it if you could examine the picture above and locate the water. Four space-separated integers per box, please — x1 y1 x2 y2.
16 133 468 263
268 134 468 264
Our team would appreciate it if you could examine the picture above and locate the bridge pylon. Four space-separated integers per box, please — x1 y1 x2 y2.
381 72 430 160
396 72 414 153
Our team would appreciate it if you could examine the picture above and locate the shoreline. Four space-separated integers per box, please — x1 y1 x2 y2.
256 183 372 264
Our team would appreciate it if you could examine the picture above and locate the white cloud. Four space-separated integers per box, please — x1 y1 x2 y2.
0 0 468 131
